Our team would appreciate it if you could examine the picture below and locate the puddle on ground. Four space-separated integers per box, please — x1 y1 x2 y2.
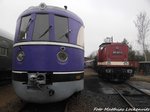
101 88 116 94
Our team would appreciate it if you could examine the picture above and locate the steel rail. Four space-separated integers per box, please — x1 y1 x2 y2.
112 82 150 112
64 101 68 112
126 82 150 97
112 86 135 109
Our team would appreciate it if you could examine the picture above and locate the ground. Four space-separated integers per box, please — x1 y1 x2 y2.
0 85 22 112
0 85 15 108
0 68 150 112
130 75 150 83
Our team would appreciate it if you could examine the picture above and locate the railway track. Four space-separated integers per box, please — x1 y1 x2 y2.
112 82 150 111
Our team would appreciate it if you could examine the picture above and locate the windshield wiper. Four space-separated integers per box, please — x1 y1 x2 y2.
25 18 33 33
59 30 72 39
39 25 52 38
20 18 33 40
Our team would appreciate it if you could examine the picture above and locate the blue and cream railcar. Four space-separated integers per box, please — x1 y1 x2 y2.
12 3 84 103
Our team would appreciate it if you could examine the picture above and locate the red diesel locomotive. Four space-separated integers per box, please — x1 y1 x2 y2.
96 42 134 81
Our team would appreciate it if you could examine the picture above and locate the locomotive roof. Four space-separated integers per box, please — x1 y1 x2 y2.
99 42 128 47
18 3 84 25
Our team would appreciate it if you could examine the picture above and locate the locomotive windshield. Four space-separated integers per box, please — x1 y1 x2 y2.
33 14 50 41
18 15 31 40
54 15 69 42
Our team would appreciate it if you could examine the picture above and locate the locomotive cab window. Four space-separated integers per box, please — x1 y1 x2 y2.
54 15 69 43
33 14 50 41
18 15 31 41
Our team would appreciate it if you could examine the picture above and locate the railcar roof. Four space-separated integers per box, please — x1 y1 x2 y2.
18 4 84 25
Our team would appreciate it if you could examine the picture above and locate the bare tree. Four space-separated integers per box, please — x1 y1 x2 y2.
134 12 150 61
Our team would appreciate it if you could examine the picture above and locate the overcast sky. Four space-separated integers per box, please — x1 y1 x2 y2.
0 0 150 56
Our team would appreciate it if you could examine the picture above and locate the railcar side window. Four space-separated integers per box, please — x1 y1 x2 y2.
0 47 8 56
19 15 31 40
77 26 84 47
33 14 49 41
55 16 69 43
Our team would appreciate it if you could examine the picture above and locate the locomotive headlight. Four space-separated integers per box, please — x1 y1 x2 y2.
124 61 129 65
107 61 111 65
57 51 68 62
17 51 25 62
127 69 133 74
106 69 111 73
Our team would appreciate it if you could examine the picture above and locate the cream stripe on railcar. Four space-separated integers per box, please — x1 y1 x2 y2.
13 41 84 50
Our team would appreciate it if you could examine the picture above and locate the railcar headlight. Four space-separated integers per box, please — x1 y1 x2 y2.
57 51 68 62
17 51 25 62
39 3 47 10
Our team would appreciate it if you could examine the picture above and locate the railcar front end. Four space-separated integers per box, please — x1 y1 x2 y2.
12 3 84 103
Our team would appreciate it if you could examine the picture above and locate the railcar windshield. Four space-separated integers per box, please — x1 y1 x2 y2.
54 15 69 43
19 14 70 42
33 14 50 40
18 15 31 40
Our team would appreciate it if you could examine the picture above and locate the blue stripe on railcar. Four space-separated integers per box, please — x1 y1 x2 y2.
12 45 84 71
